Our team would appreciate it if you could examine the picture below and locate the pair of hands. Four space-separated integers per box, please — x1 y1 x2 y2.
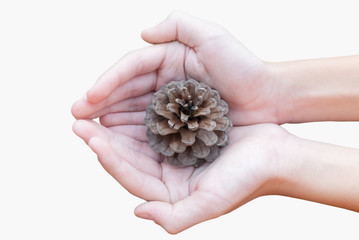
72 12 292 234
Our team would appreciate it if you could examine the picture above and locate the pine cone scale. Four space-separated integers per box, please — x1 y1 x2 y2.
196 129 218 146
187 119 199 131
205 145 220 162
207 106 225 119
202 98 217 108
167 88 181 103
193 107 211 117
169 134 187 153
215 131 228 146
157 120 178 135
214 117 231 131
178 148 197 166
192 139 210 158
198 117 216 131
180 128 196 146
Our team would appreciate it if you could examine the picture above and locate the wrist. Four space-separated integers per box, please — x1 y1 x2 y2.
244 126 300 198
266 56 359 123
267 60 325 124
263 62 294 124
268 134 306 197
266 60 338 124
269 134 359 211
260 130 301 196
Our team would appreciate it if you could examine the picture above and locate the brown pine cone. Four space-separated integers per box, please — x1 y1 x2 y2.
145 79 232 167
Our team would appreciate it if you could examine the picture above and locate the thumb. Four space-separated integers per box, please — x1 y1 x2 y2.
134 191 224 234
141 11 227 47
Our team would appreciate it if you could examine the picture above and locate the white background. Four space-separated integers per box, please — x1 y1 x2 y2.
1 0 358 239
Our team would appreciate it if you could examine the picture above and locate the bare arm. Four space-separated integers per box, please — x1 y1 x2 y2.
270 55 359 123
274 136 359 212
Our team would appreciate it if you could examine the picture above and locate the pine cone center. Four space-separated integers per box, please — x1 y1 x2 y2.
176 99 200 125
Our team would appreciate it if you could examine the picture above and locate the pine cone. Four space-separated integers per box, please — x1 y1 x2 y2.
145 79 232 167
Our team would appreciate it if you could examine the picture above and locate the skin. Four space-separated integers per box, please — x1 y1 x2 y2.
72 121 289 234
72 12 278 125
72 11 359 234
268 56 359 122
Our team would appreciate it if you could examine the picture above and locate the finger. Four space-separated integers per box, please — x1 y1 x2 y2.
100 111 146 127
86 44 165 104
73 120 167 200
141 11 226 47
134 190 225 234
72 71 156 119
73 119 159 172
72 119 110 144
88 136 170 202
108 125 148 142
95 92 153 117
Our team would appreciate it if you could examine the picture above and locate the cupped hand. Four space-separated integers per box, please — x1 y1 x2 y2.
71 11 291 234
73 119 290 234
72 11 279 126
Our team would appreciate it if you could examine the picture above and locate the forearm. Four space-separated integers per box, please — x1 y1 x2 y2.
275 137 359 212
269 55 359 123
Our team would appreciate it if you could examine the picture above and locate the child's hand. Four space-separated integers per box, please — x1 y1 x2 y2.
72 11 280 126
73 120 290 234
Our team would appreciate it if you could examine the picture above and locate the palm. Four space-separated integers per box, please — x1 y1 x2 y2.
73 120 287 222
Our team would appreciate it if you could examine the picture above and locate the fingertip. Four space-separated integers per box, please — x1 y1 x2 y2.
134 202 184 234
72 119 92 143
134 202 166 224
71 100 80 119
72 119 109 146
134 204 154 221
140 27 166 44
140 12 180 44
72 120 80 135
140 24 169 43
140 28 152 42
72 119 84 135
86 87 103 104
141 10 218 47
71 100 84 120
71 94 93 119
